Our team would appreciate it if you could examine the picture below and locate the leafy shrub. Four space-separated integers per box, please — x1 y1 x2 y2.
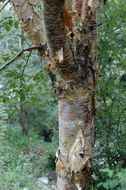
97 168 126 190
0 125 57 190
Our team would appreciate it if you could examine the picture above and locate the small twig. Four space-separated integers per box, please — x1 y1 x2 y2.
103 12 110 29
21 51 32 78
0 0 10 13
20 51 32 89
0 45 45 71
90 23 102 29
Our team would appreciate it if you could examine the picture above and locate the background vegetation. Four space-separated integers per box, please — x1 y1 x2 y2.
0 0 126 189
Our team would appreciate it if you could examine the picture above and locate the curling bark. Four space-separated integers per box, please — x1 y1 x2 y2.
11 0 101 189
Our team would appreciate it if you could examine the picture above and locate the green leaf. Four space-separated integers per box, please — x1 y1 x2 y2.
14 21 19 29
6 71 17 78
5 25 10 32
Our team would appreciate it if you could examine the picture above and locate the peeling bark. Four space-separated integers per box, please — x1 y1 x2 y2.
11 0 101 189
11 0 45 45
56 89 95 189
42 0 65 52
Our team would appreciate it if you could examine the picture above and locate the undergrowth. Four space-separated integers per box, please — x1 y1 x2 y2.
0 125 56 190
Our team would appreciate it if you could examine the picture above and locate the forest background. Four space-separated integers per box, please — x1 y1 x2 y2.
0 0 126 189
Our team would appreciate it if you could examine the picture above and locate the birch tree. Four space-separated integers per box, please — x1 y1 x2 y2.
10 0 101 189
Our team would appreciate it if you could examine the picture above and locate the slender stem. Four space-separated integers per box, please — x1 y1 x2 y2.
19 51 32 90
0 0 10 13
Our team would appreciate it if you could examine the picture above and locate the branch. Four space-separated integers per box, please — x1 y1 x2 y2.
21 51 32 78
0 0 10 13
20 51 32 89
0 45 45 71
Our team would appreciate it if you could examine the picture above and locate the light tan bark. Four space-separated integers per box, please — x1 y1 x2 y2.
11 0 45 45
57 88 95 189
11 0 101 189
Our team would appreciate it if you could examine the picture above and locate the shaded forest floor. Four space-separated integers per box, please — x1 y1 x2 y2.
0 125 57 190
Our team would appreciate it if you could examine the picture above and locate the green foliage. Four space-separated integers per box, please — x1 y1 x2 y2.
0 7 57 138
0 125 56 190
0 0 6 3
97 168 126 190
92 0 126 189
0 16 18 32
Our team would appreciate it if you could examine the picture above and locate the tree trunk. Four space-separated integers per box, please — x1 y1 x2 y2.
57 89 95 189
11 0 101 189
19 103 29 134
